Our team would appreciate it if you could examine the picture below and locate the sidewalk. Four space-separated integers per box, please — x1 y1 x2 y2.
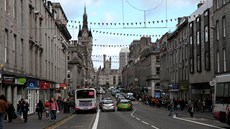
3 110 73 129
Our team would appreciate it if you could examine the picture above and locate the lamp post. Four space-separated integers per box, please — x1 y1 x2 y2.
0 64 4 95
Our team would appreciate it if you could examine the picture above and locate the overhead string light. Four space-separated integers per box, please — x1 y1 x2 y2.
92 55 128 58
92 44 129 47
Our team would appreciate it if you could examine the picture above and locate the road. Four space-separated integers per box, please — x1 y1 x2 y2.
52 93 230 129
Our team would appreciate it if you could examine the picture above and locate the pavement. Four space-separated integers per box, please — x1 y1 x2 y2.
3 110 74 129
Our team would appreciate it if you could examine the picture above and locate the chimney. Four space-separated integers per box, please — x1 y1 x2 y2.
197 1 204 8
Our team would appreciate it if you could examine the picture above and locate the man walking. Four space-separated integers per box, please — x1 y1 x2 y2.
168 98 178 116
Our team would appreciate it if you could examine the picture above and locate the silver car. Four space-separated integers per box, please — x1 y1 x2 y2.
101 100 115 112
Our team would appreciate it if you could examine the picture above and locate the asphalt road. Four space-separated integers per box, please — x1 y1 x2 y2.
52 93 230 129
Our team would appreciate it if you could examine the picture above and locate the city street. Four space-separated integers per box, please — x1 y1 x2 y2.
46 94 230 129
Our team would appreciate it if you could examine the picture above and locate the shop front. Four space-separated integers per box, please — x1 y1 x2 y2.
26 78 39 114
39 80 50 102
169 83 179 99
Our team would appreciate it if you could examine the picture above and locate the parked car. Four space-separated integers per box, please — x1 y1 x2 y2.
117 99 133 111
101 100 115 112
127 95 136 101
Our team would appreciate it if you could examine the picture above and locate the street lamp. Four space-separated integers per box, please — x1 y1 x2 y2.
0 64 4 95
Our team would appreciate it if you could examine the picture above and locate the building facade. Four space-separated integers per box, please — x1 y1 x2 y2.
119 48 129 70
188 1 214 100
0 0 71 113
97 55 122 88
68 6 94 90
122 37 160 97
212 0 230 107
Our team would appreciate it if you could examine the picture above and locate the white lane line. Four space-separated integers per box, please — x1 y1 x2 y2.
131 109 136 117
142 121 149 125
136 117 140 121
174 117 225 129
151 125 160 129
92 110 100 129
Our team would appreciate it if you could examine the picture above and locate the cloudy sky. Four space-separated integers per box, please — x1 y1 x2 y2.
51 0 203 69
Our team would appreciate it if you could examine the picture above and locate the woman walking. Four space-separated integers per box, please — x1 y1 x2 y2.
36 100 44 120
49 98 58 121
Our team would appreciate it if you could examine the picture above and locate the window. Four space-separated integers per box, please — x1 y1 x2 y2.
196 31 200 45
13 0 16 18
205 52 210 70
216 0 219 9
21 0 23 27
216 20 220 40
216 83 230 104
223 49 226 72
13 35 17 66
190 58 194 73
4 29 8 63
222 16 226 38
197 55 201 72
156 67 160 75
205 26 209 42
4 0 8 12
189 36 193 45
21 39 24 69
67 70 70 79
217 51 220 73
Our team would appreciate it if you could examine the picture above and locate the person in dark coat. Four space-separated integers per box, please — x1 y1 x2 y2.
7 102 15 123
36 100 44 120
21 99 29 123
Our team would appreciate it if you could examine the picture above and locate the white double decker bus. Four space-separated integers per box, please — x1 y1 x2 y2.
75 88 97 113
213 74 230 125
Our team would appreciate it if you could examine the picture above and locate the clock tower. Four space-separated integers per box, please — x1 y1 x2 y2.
78 5 93 54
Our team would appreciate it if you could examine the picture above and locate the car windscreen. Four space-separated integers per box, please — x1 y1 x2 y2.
77 90 95 99
103 100 113 104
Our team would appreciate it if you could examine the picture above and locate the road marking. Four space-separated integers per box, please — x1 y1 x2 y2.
131 109 136 117
174 117 225 129
92 110 100 129
131 108 160 129
142 121 149 125
151 125 160 129
136 117 140 121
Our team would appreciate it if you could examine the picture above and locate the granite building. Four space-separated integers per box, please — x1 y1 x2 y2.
0 0 71 113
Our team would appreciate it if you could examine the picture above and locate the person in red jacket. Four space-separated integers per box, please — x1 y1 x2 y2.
44 100 50 119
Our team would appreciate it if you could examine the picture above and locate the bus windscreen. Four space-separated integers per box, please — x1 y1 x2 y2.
77 90 95 99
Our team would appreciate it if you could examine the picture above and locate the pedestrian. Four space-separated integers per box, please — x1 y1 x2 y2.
44 100 50 119
49 98 59 121
0 95 8 129
168 98 178 116
36 100 44 120
7 101 16 123
188 99 194 117
17 100 23 119
21 99 29 123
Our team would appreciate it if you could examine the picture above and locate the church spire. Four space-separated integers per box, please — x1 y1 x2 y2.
84 4 86 15
83 4 88 29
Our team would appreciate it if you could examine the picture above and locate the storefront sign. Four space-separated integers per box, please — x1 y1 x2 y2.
27 78 39 89
39 81 50 90
169 84 179 91
15 78 27 85
2 75 15 84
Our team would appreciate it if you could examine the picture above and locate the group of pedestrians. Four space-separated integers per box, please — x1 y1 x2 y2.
0 95 29 129
36 98 59 121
